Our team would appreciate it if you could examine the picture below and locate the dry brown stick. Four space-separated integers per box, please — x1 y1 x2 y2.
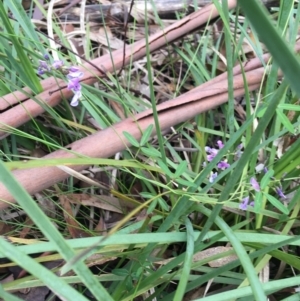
0 66 265 208
0 0 238 138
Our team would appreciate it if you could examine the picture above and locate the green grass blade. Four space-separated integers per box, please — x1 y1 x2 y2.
0 237 89 301
0 3 42 92
173 218 194 301
238 0 300 97
0 160 114 301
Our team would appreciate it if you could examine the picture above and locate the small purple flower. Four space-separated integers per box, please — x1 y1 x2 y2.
68 66 80 72
235 144 243 159
67 71 83 79
217 160 230 170
37 60 50 75
239 197 249 210
38 60 49 69
43 54 50 60
70 90 82 106
67 70 83 106
52 60 64 69
37 68 45 75
205 147 218 162
217 140 224 149
275 187 287 199
67 77 81 91
239 197 254 210
250 177 261 192
209 172 218 183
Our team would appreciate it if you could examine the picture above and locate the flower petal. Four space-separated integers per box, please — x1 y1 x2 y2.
250 177 261 192
217 140 224 149
209 172 218 183
275 187 287 199
239 197 250 210
70 91 81 106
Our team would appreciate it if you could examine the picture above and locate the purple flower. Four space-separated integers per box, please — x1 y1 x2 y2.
67 77 81 91
205 147 218 162
209 172 218 183
37 68 45 75
37 60 50 75
68 66 80 72
275 187 287 199
43 54 50 60
217 160 230 170
67 71 83 79
52 60 64 69
217 140 224 149
235 144 243 159
70 90 82 106
67 70 83 106
239 197 254 210
250 177 260 192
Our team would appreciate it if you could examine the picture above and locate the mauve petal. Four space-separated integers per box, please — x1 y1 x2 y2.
276 187 287 199
70 91 81 106
239 197 249 210
209 172 218 183
217 140 224 149
52 60 64 69
250 177 261 192
67 71 84 79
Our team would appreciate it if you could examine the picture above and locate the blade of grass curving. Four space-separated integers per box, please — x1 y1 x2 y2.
0 3 42 92
273 137 300 177
0 237 89 301
221 0 235 135
173 218 194 301
277 0 294 34
193 275 300 301
0 161 114 301
143 1 167 167
4 0 45 53
238 0 300 97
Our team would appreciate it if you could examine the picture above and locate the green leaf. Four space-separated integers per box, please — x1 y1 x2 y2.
238 0 300 98
0 161 114 300
174 218 194 301
254 192 263 213
147 198 158 213
123 131 140 147
278 103 300 111
157 159 173 177
175 178 197 187
260 169 274 190
174 161 188 178
141 146 162 158
276 108 294 134
140 124 154 146
0 2 42 92
112 269 129 277
265 193 289 215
